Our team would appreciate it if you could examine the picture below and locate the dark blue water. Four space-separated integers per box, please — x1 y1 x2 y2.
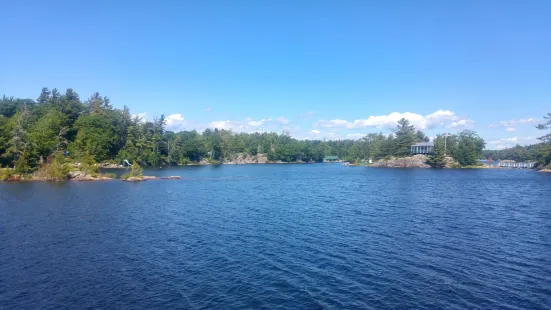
1 165 551 309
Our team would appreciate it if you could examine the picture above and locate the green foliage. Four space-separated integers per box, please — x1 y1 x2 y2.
29 109 68 159
207 158 221 165
454 130 485 166
427 135 447 168
102 172 117 179
80 155 100 176
131 162 143 178
0 167 14 181
393 118 417 157
72 113 121 161
0 87 494 171
38 154 71 181
14 155 31 175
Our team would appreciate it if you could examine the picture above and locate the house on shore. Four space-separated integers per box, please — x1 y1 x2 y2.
410 142 434 154
324 156 340 162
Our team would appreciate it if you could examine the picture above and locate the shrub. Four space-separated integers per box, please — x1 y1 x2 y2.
207 158 220 165
14 156 30 175
0 167 14 181
131 162 143 177
37 154 71 181
80 154 100 175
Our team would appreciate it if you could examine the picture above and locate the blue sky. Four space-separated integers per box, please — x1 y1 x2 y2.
1 0 550 149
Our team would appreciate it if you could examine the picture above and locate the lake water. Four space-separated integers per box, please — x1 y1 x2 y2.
1 165 551 309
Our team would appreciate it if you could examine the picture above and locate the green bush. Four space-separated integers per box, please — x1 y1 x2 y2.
38 154 71 181
14 156 30 175
207 158 220 165
0 167 14 181
131 162 143 177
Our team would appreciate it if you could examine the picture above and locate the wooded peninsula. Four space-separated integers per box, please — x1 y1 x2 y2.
1 88 550 181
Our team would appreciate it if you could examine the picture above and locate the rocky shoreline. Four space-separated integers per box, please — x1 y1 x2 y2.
370 154 462 169
0 168 184 183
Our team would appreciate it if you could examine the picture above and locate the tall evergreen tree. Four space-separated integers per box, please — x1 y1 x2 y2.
393 118 417 157
536 113 551 168
427 135 447 168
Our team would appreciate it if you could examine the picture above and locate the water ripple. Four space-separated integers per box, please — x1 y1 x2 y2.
1 166 551 309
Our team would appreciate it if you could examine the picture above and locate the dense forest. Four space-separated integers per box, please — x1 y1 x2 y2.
1 88 549 173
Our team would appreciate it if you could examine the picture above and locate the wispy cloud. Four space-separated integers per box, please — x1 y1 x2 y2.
314 110 474 130
505 127 516 132
488 118 538 128
487 136 539 149
247 117 268 127
204 107 214 112
300 111 316 120
314 119 349 128
132 112 148 122
207 117 291 133
276 116 290 125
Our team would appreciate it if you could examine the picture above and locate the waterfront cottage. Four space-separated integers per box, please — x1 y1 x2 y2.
410 142 434 154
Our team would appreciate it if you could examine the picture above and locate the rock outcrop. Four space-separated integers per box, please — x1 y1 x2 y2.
224 153 268 164
98 163 124 169
372 155 431 168
68 171 114 181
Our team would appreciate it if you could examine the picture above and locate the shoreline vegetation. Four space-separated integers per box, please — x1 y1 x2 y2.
1 88 550 182
2 154 548 183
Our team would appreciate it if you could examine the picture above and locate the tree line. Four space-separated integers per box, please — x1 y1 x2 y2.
2 87 548 171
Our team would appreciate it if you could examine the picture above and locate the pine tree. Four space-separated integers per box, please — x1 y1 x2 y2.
536 113 551 168
427 135 446 168
131 161 143 178
393 118 417 157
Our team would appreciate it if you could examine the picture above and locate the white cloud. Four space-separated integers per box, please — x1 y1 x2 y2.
247 118 266 127
276 117 290 125
314 110 474 130
165 113 188 131
450 119 475 128
132 112 147 122
311 129 321 135
204 107 213 111
314 119 350 128
489 118 538 128
209 120 239 130
505 127 516 132
208 117 286 133
487 136 539 148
